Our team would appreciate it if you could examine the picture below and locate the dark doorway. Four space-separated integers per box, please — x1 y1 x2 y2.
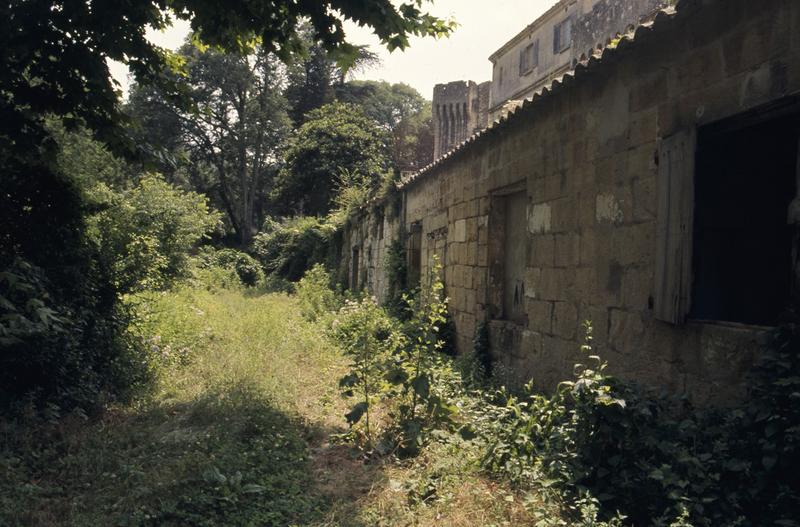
691 108 799 326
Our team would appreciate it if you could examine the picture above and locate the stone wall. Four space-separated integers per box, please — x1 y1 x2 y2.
432 81 491 160
341 0 800 405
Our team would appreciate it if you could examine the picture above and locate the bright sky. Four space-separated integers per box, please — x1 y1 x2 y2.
109 1 559 101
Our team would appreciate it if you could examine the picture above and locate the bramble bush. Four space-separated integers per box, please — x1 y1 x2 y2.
481 323 800 526
89 174 222 294
196 247 264 288
295 264 341 322
251 216 337 282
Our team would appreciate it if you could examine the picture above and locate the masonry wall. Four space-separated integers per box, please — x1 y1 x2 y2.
338 198 403 304
343 0 800 405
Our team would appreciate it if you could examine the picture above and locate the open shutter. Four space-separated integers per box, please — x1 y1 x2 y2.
654 129 697 324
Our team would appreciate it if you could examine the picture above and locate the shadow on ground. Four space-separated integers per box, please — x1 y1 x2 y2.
1 381 384 527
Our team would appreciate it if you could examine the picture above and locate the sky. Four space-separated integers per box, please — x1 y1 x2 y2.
109 0 559 101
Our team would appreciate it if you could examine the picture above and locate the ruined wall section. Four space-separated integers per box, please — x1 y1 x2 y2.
574 0 668 59
401 0 800 404
338 199 403 303
432 81 490 160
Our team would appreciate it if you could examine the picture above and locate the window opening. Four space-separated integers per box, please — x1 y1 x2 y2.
519 40 539 75
691 112 799 325
554 17 572 54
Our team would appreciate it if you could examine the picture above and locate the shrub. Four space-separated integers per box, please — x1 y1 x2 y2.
251 216 337 282
295 264 340 322
211 249 264 287
481 323 800 526
0 258 148 413
330 297 404 447
89 174 222 294
383 236 408 317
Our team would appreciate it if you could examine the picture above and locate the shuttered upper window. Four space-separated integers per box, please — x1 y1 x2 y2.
553 17 572 54
519 40 539 76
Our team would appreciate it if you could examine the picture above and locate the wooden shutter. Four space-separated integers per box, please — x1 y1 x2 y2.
654 129 697 324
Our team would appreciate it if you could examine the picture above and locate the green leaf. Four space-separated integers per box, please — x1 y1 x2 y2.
339 373 359 388
345 401 369 425
458 424 478 441
385 367 408 385
241 483 266 494
411 374 430 399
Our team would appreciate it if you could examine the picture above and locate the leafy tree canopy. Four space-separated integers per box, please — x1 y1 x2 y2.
335 80 426 130
1 0 454 155
335 80 433 171
272 102 393 215
127 42 291 246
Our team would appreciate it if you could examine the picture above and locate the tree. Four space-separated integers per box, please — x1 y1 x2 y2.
335 80 434 171
271 102 393 216
1 0 452 411
1 1 454 158
89 175 222 294
285 36 380 127
129 43 291 245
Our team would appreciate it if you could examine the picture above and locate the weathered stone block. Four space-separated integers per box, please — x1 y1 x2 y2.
677 43 725 93
630 71 669 113
595 193 625 225
529 234 555 267
528 202 552 234
524 267 541 299
551 197 578 233
632 176 656 222
553 301 578 341
621 265 653 311
722 16 789 76
612 223 654 266
626 108 659 149
539 267 571 301
608 309 645 354
554 233 579 268
526 299 553 334
466 217 478 242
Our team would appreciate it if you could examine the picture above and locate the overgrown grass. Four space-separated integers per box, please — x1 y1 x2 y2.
1 287 539 526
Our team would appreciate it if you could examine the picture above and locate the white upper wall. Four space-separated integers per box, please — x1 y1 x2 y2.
488 0 666 116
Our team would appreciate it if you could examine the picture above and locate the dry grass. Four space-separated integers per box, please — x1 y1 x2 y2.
1 287 556 526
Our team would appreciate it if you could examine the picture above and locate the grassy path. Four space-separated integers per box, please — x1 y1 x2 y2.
1 289 537 526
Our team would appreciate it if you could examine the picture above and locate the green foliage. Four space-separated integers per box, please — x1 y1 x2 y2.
251 216 337 282
0 152 149 413
271 102 394 215
327 178 374 225
198 248 264 288
481 323 800 526
336 80 434 171
89 174 222 294
3 1 453 160
384 236 409 317
389 262 461 456
128 44 291 245
331 297 404 446
295 264 341 322
0 290 344 526
0 256 149 413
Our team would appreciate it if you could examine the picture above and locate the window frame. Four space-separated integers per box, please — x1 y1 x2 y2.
518 40 539 76
553 17 573 54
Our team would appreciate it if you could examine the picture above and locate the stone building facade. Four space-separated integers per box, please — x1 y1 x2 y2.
432 80 491 160
489 0 670 121
340 0 800 405
431 0 670 161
